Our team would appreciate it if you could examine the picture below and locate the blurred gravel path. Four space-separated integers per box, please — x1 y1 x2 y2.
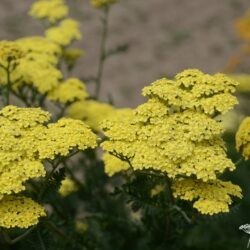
1 0 250 107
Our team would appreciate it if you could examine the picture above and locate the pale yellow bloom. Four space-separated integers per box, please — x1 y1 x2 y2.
172 179 242 215
29 0 69 23
0 38 62 93
48 78 88 104
59 178 78 197
46 19 82 46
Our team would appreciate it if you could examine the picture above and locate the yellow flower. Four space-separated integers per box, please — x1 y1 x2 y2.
13 57 62 93
102 152 130 176
142 69 238 115
16 36 61 64
0 41 23 65
63 48 84 69
0 196 45 228
172 178 242 215
0 160 45 199
29 0 69 23
46 19 82 47
236 117 250 160
48 78 88 104
67 100 116 131
59 178 78 197
37 118 97 159
0 105 97 228
90 0 117 8
101 69 239 192
0 37 62 93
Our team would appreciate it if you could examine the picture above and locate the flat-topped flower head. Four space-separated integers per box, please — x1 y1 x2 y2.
172 179 242 215
48 78 88 104
38 118 97 159
101 70 238 182
0 105 97 228
46 19 82 47
0 37 62 93
0 196 45 228
29 0 69 23
142 69 238 115
0 105 51 128
0 106 97 198
16 36 62 63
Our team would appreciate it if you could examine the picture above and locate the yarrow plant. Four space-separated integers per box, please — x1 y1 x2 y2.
0 0 249 249
101 69 242 215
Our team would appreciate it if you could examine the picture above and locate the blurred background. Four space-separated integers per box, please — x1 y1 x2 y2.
1 0 250 107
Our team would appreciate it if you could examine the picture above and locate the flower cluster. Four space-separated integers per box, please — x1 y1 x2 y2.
4 0 84 105
45 19 82 47
15 37 62 93
101 69 241 214
0 38 62 94
29 0 68 23
172 179 242 215
0 196 46 229
90 0 117 8
48 78 88 104
236 117 250 160
0 105 97 228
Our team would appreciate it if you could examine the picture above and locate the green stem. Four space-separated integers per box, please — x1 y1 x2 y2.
11 89 31 107
0 226 36 245
38 160 62 201
36 227 46 250
95 7 110 99
172 205 192 224
165 175 175 204
234 157 244 166
42 220 73 243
